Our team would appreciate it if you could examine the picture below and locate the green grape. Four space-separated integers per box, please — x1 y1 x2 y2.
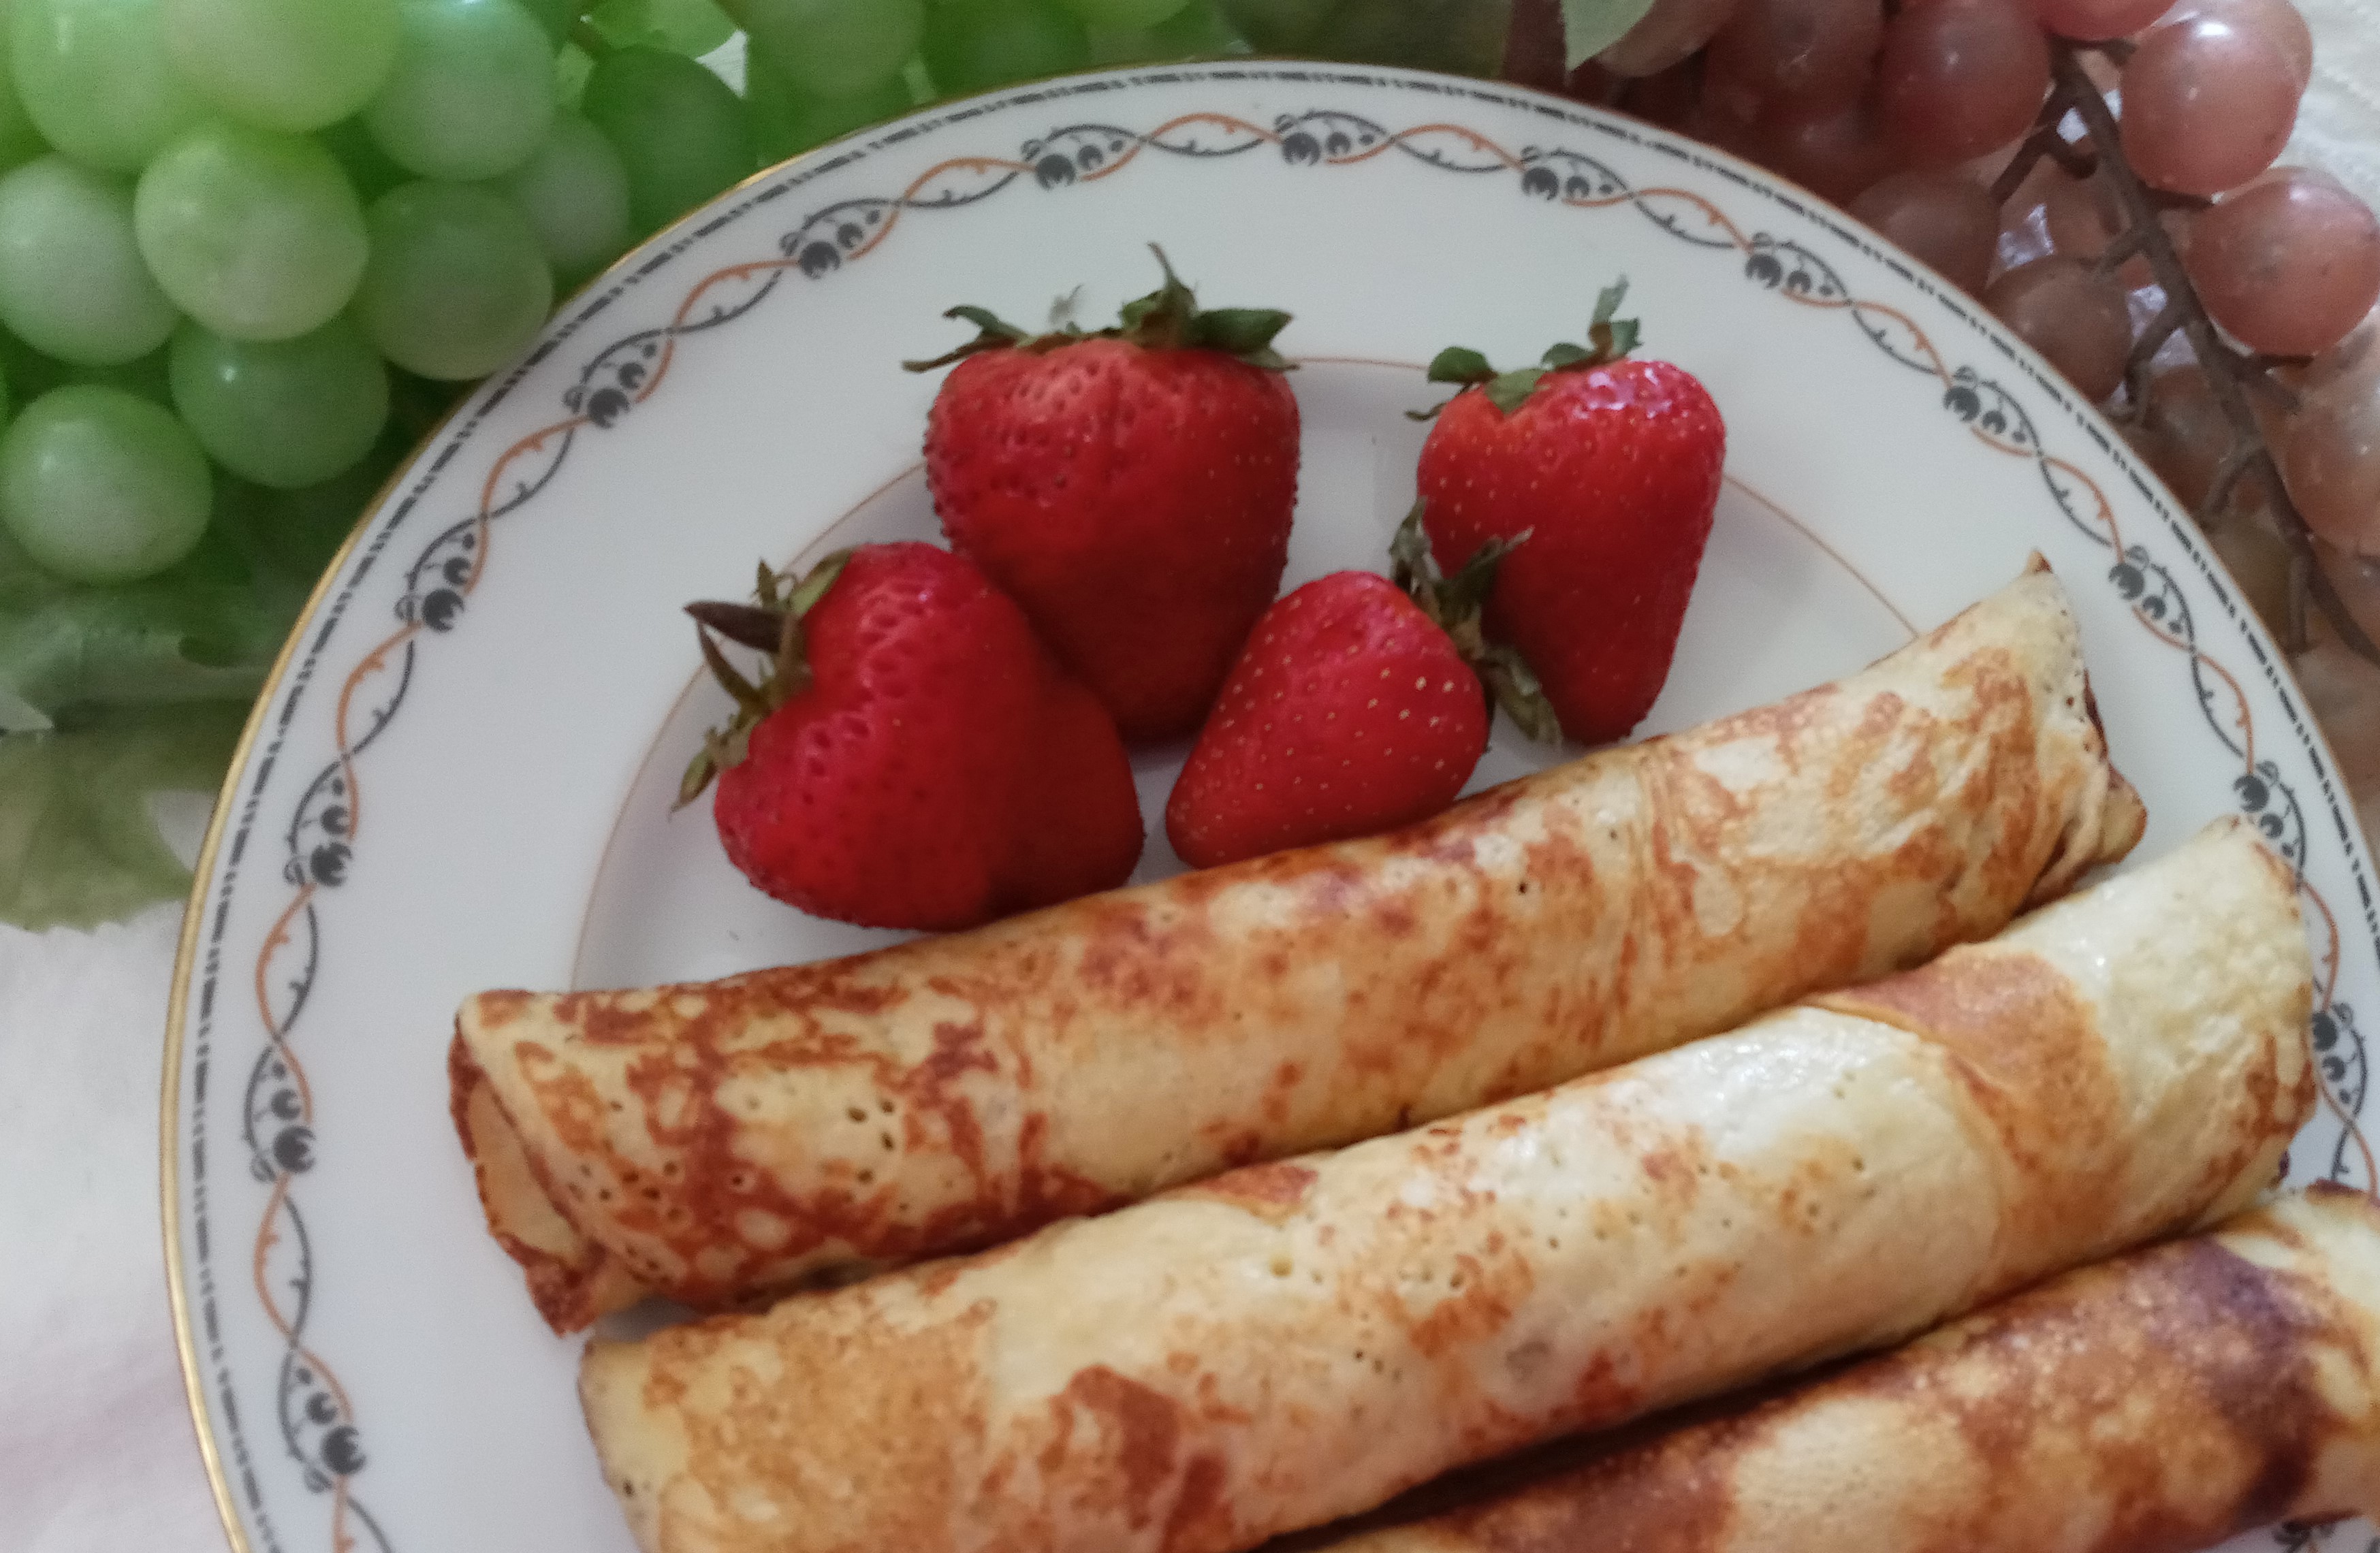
744 50 912 163
0 157 180 366
555 41 594 108
364 0 556 181
69 349 174 404
0 52 46 178
353 181 552 380
498 110 631 284
579 46 755 235
921 0 1091 97
229 423 405 579
161 0 400 133
0 385 211 584
0 328 68 406
134 121 370 341
586 0 735 55
168 316 388 488
1056 0 1186 27
1086 0 1249 61
317 114 411 202
12 0 206 172
728 0 923 97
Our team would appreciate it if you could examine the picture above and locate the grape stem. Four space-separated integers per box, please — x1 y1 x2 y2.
2045 42 2380 666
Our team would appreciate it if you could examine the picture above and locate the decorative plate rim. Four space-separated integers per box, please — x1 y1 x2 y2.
159 57 2379 1553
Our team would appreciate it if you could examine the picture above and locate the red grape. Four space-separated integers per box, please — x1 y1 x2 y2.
1850 170 1998 292
1702 0 1882 120
2287 618 2380 812
1747 99 1901 202
2317 537 2380 656
2185 167 2380 359
2283 355 2380 554
2131 364 2233 507
1565 59 1628 105
2033 0 2170 39
1985 253 2132 400
1995 160 2119 266
2208 508 2292 632
1876 0 2052 167
1598 0 1742 76
2121 15 2300 196
2161 0 2311 91
1619 57 1704 132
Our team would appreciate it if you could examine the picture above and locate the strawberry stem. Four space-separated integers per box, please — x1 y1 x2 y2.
1388 502 1564 744
687 600 788 652
899 306 1033 372
902 244 1295 374
1409 278 1642 421
676 549 854 807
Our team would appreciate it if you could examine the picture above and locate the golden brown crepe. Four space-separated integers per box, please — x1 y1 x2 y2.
575 818 2311 1553
456 560 2146 1330
1319 1185 2380 1553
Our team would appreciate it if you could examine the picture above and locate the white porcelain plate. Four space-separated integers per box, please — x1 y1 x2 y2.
164 61 2379 1553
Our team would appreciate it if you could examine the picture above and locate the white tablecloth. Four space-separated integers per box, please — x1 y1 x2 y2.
5 18 2378 1546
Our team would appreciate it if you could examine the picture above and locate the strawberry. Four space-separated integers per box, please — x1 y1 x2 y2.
679 543 1142 931
1164 506 1556 869
1415 282 1726 745
909 246 1300 743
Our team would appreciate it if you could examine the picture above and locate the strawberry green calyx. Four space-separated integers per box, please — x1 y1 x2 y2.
902 243 1295 373
1410 278 1643 420
677 549 854 807
1388 502 1564 745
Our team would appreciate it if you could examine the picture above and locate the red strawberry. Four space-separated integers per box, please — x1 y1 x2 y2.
910 246 1300 743
679 543 1142 931
1164 506 1555 868
1415 282 1726 745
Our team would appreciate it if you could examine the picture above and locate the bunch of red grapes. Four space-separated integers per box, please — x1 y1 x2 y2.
1531 0 2380 830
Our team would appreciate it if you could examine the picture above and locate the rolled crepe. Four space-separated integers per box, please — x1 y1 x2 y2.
578 818 2312 1553
458 561 2146 1330
1321 1184 2380 1553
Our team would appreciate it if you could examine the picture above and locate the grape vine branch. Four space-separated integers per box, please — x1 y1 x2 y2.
2035 39 2380 667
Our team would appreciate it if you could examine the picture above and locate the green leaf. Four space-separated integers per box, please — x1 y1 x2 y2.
584 0 735 55
1213 0 1341 50
1425 346 1498 385
581 0 672 53
0 432 392 927
0 703 242 930
1540 341 1592 368
1560 0 1659 68
0 456 366 731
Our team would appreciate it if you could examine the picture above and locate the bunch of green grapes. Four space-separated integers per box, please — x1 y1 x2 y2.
0 0 1263 590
